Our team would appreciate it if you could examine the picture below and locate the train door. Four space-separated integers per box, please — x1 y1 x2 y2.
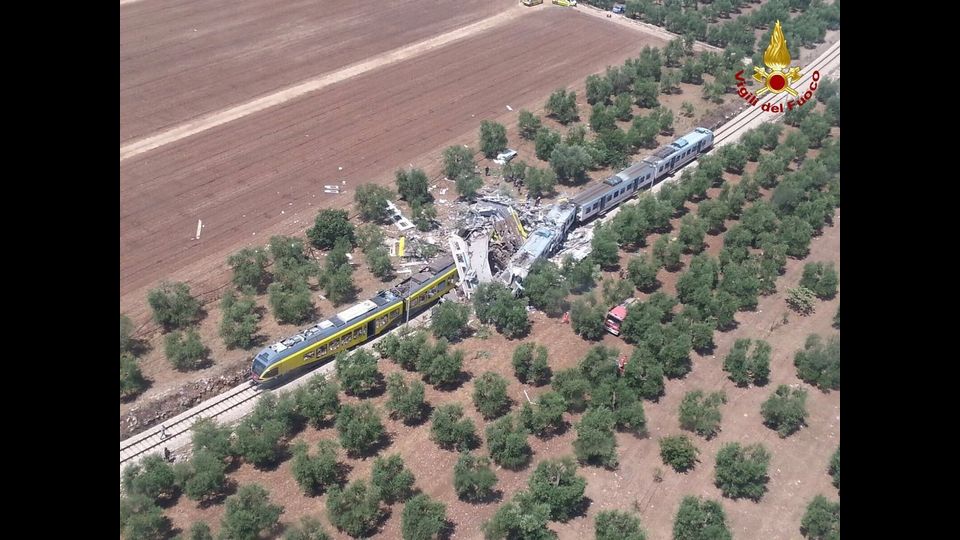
599 196 606 212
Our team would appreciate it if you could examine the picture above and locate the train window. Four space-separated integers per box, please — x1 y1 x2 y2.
264 367 277 378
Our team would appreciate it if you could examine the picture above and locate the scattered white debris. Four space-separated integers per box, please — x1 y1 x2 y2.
506 105 513 111
338 166 343 171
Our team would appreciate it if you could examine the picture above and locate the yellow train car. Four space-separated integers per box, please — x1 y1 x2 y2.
251 256 458 383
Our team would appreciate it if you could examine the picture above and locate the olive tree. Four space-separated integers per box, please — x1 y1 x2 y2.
219 484 284 540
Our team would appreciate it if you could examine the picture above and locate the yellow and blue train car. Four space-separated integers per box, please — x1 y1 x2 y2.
251 255 459 383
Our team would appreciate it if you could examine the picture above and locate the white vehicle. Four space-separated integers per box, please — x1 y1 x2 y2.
494 149 518 165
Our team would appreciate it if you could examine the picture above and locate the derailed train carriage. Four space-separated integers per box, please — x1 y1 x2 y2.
571 127 714 222
500 127 714 290
251 256 458 383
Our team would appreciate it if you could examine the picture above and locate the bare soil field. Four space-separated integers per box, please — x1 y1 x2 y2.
120 6 667 324
120 0 516 142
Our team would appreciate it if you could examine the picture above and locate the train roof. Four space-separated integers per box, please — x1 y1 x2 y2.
645 128 713 165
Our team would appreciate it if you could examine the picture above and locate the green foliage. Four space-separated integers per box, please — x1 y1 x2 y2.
431 404 478 451
336 349 381 397
354 184 393 222
291 440 341 495
718 144 747 174
800 113 832 148
562 255 598 294
443 144 477 178
520 391 567 437
191 417 235 462
473 372 512 420
518 110 543 140
551 368 590 412
596 510 647 540
187 522 214 540
235 415 287 468
120 352 147 399
571 294 608 341
480 120 508 158
545 88 579 124
681 101 695 117
220 484 284 540
622 345 665 401
456 172 483 200
659 435 699 473
550 143 594 182
525 166 558 199
229 248 270 294
283 516 330 540
377 328 429 370
366 245 394 280
119 494 169 540
402 494 447 540
148 281 201 330
574 406 618 468
602 278 634 309
801 496 841 540
522 259 568 317
294 375 340 428
307 209 356 250
386 373 428 424
800 262 839 299
613 93 634 121
633 79 660 108
219 291 259 349
413 202 438 232
486 415 532 470
326 480 382 538
678 215 706 254
372 454 416 504
829 447 840 490
512 343 551 385
472 282 530 338
794 334 841 391
672 496 732 540
586 74 614 105
395 168 431 206
122 454 177 503
679 390 726 439
453 452 498 502
419 339 464 388
653 236 683 272
431 301 470 342
591 222 620 269
528 457 586 521
268 279 314 324
336 403 385 457
483 490 556 540
628 114 659 149
761 385 809 437
714 442 771 501
176 449 228 502
164 328 208 371
786 286 817 317
120 314 138 355
723 338 770 387
590 104 616 132
535 127 562 161
627 255 660 292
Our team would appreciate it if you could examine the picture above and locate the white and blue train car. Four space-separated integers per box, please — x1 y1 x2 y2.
570 127 714 223
642 127 714 183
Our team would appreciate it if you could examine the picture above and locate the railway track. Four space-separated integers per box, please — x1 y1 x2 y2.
711 40 841 147
119 379 263 468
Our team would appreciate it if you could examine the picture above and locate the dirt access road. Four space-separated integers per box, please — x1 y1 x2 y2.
120 3 665 322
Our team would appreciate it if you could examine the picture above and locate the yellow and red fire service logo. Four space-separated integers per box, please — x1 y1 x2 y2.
735 20 819 113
